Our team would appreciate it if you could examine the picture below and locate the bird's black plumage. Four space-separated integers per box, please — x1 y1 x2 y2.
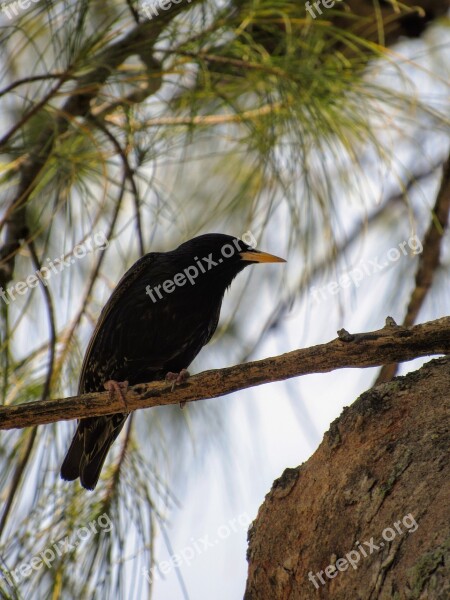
60 233 285 489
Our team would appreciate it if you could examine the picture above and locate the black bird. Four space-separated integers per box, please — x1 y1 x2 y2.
60 233 285 490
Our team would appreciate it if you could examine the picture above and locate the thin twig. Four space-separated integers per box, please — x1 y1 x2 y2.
137 103 283 128
55 175 127 375
91 118 145 254
0 240 57 537
0 73 69 149
0 73 68 99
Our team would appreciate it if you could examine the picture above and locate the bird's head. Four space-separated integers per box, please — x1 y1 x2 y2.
172 233 285 294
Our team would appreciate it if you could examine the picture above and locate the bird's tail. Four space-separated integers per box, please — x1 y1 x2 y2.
60 414 127 490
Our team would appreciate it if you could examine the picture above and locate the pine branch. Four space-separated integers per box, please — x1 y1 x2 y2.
1 316 450 430
0 0 201 288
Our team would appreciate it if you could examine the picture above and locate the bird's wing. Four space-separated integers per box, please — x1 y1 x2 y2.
78 253 159 393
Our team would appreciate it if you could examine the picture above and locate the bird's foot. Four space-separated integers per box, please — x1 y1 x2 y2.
104 380 129 412
165 369 190 407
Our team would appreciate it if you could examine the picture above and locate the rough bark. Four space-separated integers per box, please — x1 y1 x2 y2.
245 356 450 600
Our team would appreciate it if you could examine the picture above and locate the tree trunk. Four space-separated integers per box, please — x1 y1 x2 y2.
245 357 450 599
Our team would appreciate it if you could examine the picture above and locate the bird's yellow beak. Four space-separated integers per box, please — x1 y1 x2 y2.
239 250 286 263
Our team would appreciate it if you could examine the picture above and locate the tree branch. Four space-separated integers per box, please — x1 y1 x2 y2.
1 316 449 430
375 152 450 384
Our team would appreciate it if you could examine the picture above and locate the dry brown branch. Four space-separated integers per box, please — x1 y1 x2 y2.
403 154 450 327
375 153 450 384
1 316 449 430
